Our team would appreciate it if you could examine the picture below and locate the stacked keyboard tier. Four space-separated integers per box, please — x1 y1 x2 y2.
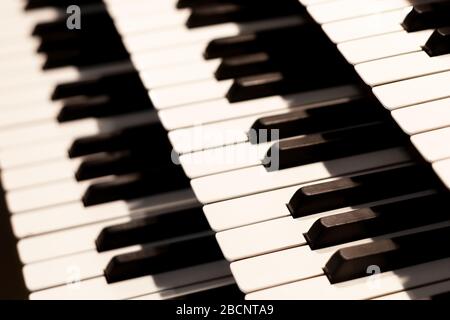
1 0 450 300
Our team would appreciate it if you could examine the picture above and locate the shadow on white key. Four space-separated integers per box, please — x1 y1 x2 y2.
376 279 450 300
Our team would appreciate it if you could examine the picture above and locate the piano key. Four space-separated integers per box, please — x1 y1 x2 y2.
306 0 412 24
191 147 411 204
305 193 449 249
287 165 437 218
411 127 450 162
158 85 362 130
402 2 450 32
104 233 223 283
29 260 230 300
391 97 450 135
355 51 450 87
376 280 450 300
95 207 209 252
122 15 304 54
338 30 432 65
134 277 239 300
423 27 450 57
266 122 403 171
322 8 408 43
230 221 450 293
0 110 158 149
324 225 450 284
433 158 450 189
11 189 198 239
373 70 450 110
246 258 450 300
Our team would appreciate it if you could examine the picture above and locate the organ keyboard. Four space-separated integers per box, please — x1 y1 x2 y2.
1 0 450 300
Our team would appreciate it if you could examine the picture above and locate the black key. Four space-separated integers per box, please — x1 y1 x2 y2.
96 207 210 252
186 2 302 28
324 226 450 284
249 98 386 144
82 167 189 207
75 147 174 181
68 123 167 158
305 193 450 249
402 2 450 32
171 283 245 301
215 52 276 80
264 122 404 171
288 165 438 218
104 234 224 283
423 27 450 56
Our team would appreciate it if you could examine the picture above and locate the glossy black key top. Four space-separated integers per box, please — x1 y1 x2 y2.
402 2 450 32
104 234 224 283
423 27 450 56
324 225 450 284
68 123 166 158
215 52 275 80
82 167 189 207
264 122 404 171
306 193 450 249
288 165 438 218
250 98 385 143
96 207 210 252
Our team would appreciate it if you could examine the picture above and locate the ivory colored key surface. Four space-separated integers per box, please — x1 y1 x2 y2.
373 70 450 110
338 30 433 65
411 127 450 162
391 98 450 135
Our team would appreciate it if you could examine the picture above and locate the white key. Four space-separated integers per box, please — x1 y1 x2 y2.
356 51 450 86
0 102 61 129
140 60 220 88
11 190 197 239
151 79 233 110
179 141 273 179
373 70 450 110
191 147 411 204
391 97 450 135
0 110 158 149
412 128 450 163
376 280 450 300
246 258 450 300
158 85 362 130
122 16 304 53
307 0 410 24
433 158 450 190
133 276 236 300
338 30 432 65
30 260 231 300
1 158 81 191
24 245 142 292
17 218 127 263
322 8 408 43
6 179 92 213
